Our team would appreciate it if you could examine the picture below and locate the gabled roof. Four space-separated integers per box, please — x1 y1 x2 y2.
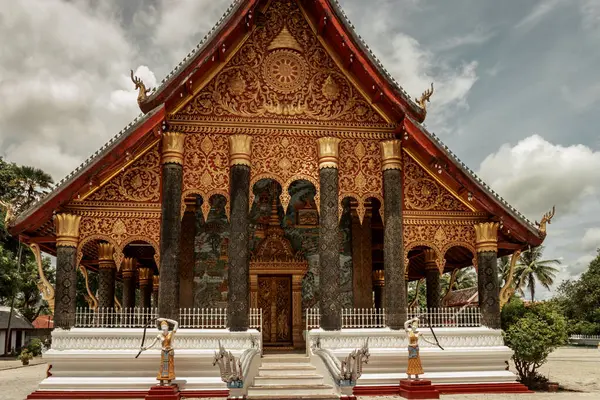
0 307 34 330
9 0 544 250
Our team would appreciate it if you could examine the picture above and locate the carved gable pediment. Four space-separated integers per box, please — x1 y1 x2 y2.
171 0 393 131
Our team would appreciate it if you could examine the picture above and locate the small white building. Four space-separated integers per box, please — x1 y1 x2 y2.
0 306 34 355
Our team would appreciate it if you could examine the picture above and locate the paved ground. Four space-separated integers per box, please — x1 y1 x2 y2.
1 347 598 399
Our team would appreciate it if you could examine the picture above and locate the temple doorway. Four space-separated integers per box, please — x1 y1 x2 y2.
258 275 293 347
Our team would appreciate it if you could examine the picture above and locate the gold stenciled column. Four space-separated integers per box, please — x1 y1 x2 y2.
317 137 341 330
138 267 153 309
423 249 441 309
97 243 116 309
152 275 160 308
159 131 185 320
380 139 406 329
54 213 81 328
121 258 137 309
474 222 501 328
228 134 252 331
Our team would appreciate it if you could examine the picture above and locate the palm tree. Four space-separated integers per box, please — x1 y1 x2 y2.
440 266 477 294
13 166 53 210
497 255 511 286
514 246 560 302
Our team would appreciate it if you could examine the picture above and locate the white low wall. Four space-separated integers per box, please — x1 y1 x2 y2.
38 328 262 393
307 327 517 386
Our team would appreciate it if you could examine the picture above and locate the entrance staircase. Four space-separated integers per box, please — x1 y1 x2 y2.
247 353 338 399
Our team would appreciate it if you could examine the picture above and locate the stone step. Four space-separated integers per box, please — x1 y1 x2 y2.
258 365 318 376
254 374 325 385
261 354 311 363
259 362 317 370
247 384 335 397
248 396 338 400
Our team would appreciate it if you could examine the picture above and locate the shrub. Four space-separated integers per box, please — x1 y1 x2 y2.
504 303 568 388
27 338 43 356
17 349 33 364
501 296 527 331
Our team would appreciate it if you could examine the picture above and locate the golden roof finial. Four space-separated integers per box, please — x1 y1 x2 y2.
130 69 151 107
416 82 434 114
535 205 555 238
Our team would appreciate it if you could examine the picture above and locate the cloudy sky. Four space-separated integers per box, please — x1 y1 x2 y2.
1 0 599 298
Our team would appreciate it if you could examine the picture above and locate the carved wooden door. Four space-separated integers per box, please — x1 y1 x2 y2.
257 275 292 346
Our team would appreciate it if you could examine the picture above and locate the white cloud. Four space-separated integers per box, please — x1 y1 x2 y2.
582 228 600 252
478 134 600 219
515 0 567 31
433 27 496 52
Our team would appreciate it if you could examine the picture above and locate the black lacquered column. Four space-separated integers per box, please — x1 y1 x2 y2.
97 242 116 309
380 140 406 330
227 134 252 331
54 213 81 328
475 222 501 329
424 249 441 309
153 276 159 308
373 270 385 309
158 132 185 320
121 258 137 309
138 268 153 308
317 137 341 331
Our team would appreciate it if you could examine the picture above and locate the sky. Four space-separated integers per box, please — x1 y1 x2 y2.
0 0 599 299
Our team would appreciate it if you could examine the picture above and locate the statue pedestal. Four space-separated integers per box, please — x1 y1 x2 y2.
398 379 439 399
145 384 180 400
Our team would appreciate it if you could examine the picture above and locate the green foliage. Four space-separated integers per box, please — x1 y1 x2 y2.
555 250 600 335
17 349 33 362
27 338 43 356
501 296 527 332
514 246 560 302
504 302 568 387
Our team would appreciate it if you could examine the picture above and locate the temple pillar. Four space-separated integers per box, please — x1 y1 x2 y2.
138 268 153 309
373 270 384 309
475 222 501 329
159 131 185 320
352 213 373 308
121 258 137 309
228 134 252 331
424 249 441 309
317 137 341 331
152 276 159 308
54 213 81 328
97 243 116 309
179 204 196 309
380 140 406 329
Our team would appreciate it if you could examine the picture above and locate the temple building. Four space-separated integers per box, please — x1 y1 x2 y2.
10 1 553 397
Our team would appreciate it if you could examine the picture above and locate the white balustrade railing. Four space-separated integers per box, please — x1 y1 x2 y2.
75 307 263 330
305 307 482 330
341 308 386 328
570 334 600 339
74 307 158 328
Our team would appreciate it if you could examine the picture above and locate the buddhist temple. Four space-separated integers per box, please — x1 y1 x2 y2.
11 0 552 398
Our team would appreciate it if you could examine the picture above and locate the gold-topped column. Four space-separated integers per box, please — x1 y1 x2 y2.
121 258 137 309
317 137 342 331
54 213 81 328
159 131 185 320
423 249 441 309
474 222 500 328
228 134 252 331
380 139 406 329
97 242 116 309
138 267 153 309
373 270 385 309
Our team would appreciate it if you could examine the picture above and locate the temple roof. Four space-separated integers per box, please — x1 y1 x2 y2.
8 0 545 250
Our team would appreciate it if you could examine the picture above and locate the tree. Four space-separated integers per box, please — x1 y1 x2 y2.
514 246 560 302
555 249 600 335
440 266 477 294
504 302 568 388
11 165 53 211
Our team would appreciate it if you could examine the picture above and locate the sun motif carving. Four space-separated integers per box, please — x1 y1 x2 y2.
263 49 308 94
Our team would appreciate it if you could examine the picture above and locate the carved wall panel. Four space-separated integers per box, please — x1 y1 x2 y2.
86 144 161 203
338 139 383 223
403 153 471 212
251 135 319 211
182 133 230 220
171 0 392 131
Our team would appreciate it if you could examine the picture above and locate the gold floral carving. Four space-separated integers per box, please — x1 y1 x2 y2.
153 275 160 292
380 140 402 171
162 132 186 165
251 135 319 211
98 242 116 268
87 144 161 203
182 133 230 220
55 213 82 248
29 243 55 313
339 139 383 224
403 153 471 212
79 265 98 311
317 137 341 169
474 222 499 253
121 257 137 278
172 1 390 129
229 134 252 166
138 268 153 285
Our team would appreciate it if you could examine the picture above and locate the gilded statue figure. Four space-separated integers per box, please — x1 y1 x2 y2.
404 317 436 380
142 318 179 385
